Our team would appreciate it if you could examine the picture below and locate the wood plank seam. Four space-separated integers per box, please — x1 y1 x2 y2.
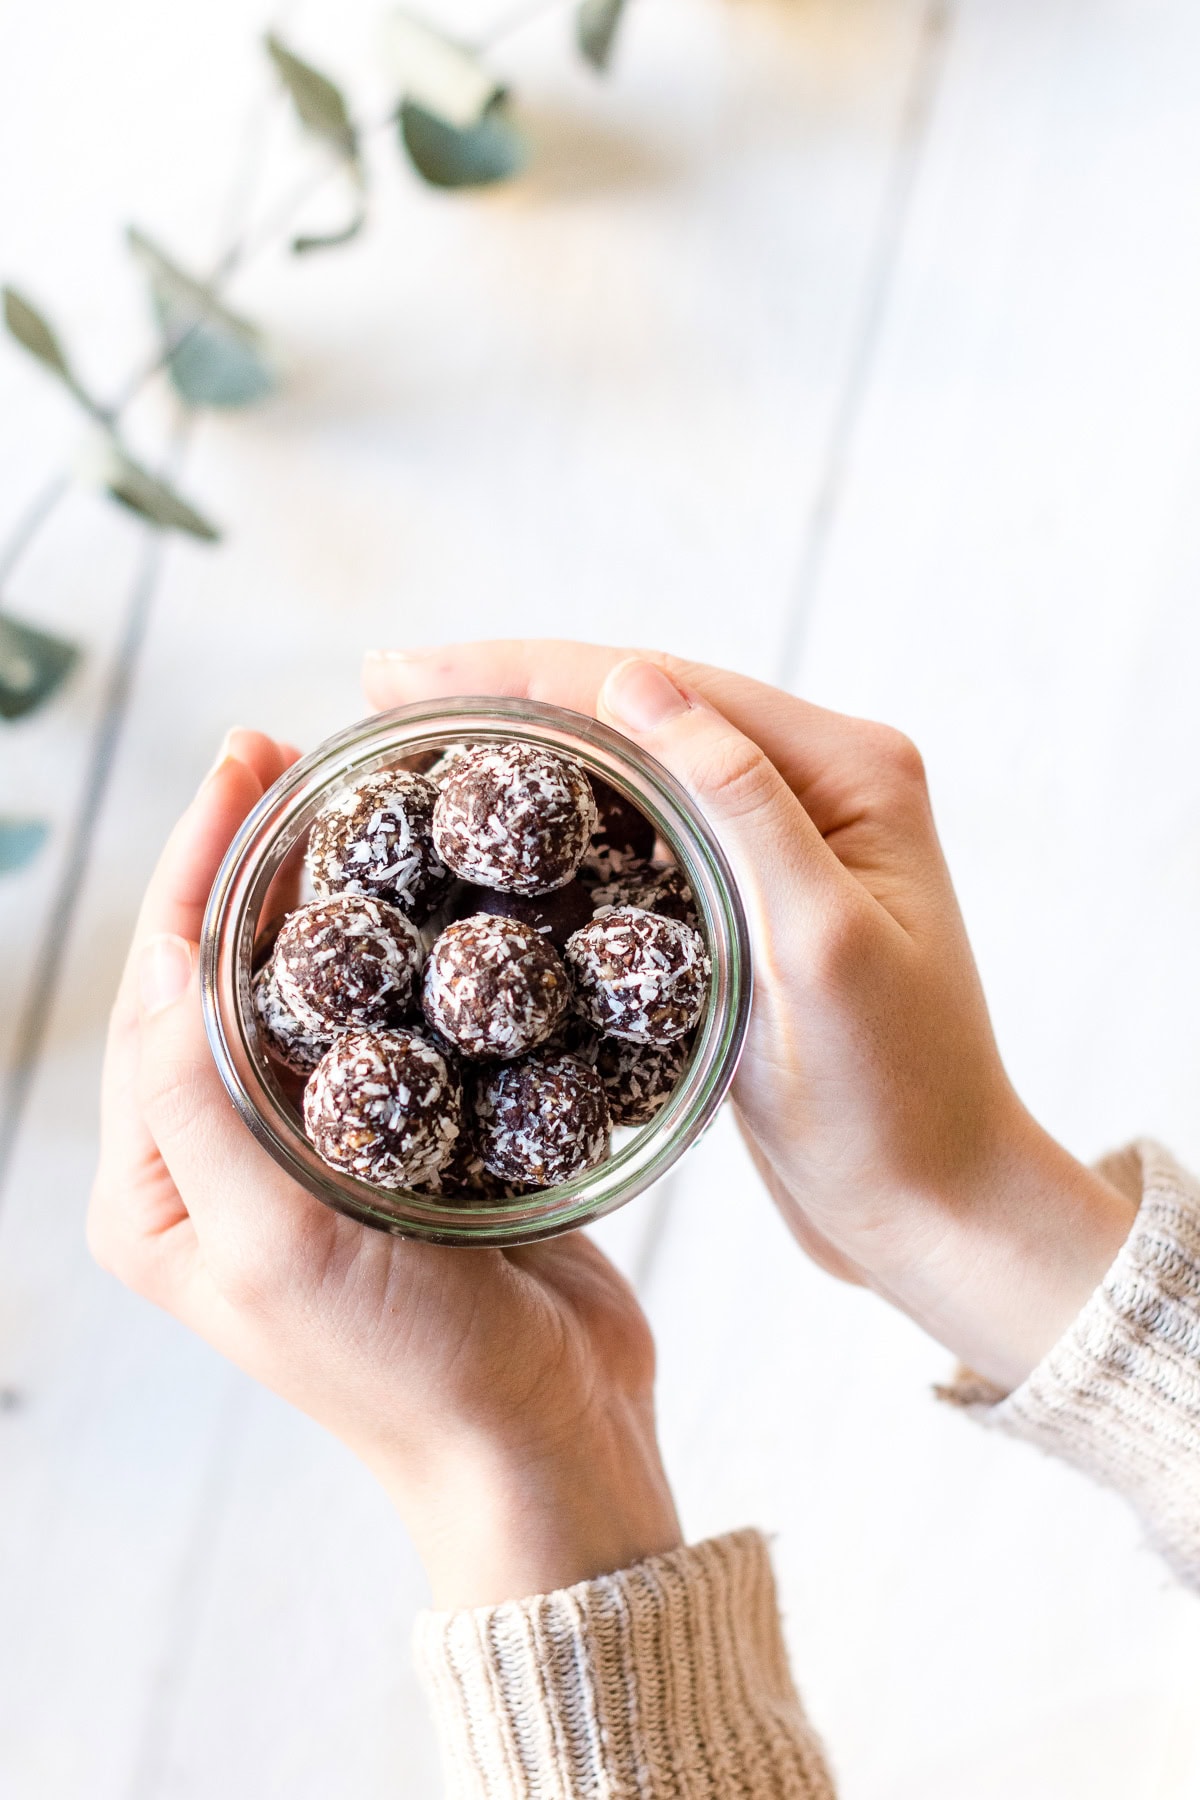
775 0 957 695
0 440 187 1215
124 1374 251 1800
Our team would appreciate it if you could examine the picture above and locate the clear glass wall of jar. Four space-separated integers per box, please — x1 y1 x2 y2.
200 697 752 1246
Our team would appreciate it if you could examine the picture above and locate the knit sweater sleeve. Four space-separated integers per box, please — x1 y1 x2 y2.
412 1140 1200 1796
412 1528 836 1799
941 1138 1200 1586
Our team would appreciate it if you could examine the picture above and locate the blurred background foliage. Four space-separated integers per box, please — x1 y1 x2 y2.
0 2 628 872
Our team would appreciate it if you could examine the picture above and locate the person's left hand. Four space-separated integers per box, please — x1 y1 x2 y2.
89 730 680 1608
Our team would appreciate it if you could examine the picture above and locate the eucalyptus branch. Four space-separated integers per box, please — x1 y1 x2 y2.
0 135 358 578
0 0 634 775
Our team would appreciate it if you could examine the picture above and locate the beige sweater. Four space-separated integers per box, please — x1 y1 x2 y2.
414 1142 1200 1798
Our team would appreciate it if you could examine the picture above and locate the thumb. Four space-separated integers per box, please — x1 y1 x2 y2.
598 658 847 926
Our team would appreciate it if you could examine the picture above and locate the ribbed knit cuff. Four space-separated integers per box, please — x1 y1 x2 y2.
413 1528 835 1799
942 1140 1200 1586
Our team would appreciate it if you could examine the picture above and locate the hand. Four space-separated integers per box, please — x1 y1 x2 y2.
89 730 680 1608
364 643 1137 1391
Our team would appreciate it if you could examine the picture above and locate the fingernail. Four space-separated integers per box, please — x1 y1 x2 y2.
602 660 692 733
200 754 239 794
205 729 240 780
138 934 194 1018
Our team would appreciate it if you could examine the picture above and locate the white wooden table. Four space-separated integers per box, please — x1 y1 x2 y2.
3 0 1200 1794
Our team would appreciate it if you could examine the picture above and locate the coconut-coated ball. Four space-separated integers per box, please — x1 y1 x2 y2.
580 775 656 884
595 1034 692 1126
421 913 571 1059
432 743 598 896
564 905 710 1045
590 858 700 929
273 894 423 1033
306 768 453 923
303 1028 462 1189
476 1051 611 1186
252 961 332 1076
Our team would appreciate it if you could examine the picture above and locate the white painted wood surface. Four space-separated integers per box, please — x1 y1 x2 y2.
2 0 1199 1794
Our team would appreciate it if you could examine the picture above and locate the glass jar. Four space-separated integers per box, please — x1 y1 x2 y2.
200 697 752 1246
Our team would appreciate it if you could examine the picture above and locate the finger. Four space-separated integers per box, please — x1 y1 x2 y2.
597 657 865 936
128 742 275 973
363 639 627 717
134 933 341 1292
89 1052 203 1307
217 726 293 794
92 743 292 1291
362 640 921 839
115 731 293 1015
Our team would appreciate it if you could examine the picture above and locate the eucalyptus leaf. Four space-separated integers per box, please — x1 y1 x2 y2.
266 33 359 166
0 613 79 721
158 314 277 404
384 11 501 129
2 287 97 415
2 288 71 379
127 228 276 408
98 446 221 541
576 0 627 72
399 97 527 190
0 818 49 875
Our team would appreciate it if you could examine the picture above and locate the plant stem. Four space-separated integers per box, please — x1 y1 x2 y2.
213 155 347 278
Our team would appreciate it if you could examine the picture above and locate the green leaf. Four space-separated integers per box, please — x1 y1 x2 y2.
98 445 221 541
0 818 49 874
576 0 627 71
2 288 72 380
0 613 80 721
266 33 359 165
158 312 277 403
384 11 502 128
399 96 527 189
2 287 99 416
127 228 276 408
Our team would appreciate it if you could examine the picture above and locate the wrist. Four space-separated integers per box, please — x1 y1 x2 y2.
379 1395 682 1610
876 1102 1138 1392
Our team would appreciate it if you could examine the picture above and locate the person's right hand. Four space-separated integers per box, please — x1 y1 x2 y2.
364 642 1137 1391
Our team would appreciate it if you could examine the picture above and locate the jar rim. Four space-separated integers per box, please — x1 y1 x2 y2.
200 696 752 1245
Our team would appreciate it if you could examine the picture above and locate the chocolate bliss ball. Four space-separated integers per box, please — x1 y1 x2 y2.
306 769 452 923
595 1034 692 1126
542 1012 602 1063
422 913 570 1059
477 1051 611 1186
564 905 710 1044
581 774 656 884
304 1028 461 1189
274 894 423 1033
416 1103 537 1201
432 743 597 895
591 859 700 929
539 1013 691 1123
451 876 595 950
252 961 332 1076
426 742 480 786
